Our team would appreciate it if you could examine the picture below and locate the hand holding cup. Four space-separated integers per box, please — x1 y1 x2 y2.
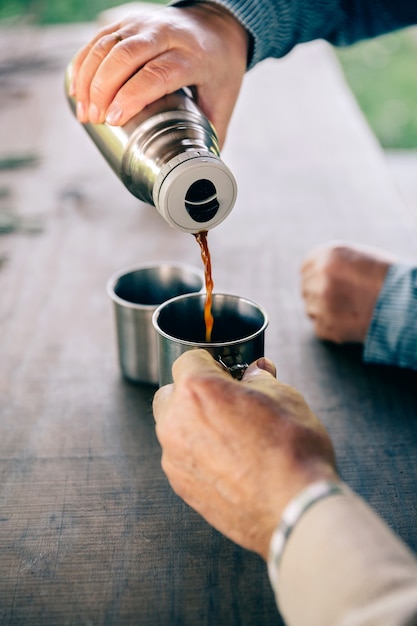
153 350 338 559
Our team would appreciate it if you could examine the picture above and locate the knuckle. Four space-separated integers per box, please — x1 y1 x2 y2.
94 33 116 53
156 412 183 448
320 256 342 289
140 60 172 91
89 78 108 103
325 244 351 270
112 38 138 64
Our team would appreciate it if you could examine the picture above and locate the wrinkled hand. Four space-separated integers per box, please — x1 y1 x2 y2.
69 4 249 147
301 242 397 343
153 350 338 560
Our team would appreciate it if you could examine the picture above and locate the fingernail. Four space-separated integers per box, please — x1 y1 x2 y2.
76 101 85 121
256 357 277 377
105 104 123 126
88 102 100 124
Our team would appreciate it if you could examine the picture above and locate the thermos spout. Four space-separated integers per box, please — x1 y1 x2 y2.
64 61 237 233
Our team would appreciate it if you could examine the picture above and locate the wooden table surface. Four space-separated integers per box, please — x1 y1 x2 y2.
1 21 417 626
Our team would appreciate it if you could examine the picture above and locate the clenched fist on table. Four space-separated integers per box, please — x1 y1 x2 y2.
301 242 397 344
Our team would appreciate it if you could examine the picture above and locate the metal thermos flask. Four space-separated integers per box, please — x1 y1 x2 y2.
64 62 237 233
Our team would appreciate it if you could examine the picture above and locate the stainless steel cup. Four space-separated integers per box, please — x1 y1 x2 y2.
107 263 204 385
152 293 268 386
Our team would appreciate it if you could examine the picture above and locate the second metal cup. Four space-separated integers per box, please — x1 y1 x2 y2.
107 263 204 385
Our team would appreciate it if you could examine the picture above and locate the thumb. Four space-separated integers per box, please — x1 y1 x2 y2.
241 357 280 399
243 357 277 381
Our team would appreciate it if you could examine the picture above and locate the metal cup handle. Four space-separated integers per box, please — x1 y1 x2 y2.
217 354 249 380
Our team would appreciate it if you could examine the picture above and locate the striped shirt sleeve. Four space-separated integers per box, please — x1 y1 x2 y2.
363 264 417 371
173 0 417 69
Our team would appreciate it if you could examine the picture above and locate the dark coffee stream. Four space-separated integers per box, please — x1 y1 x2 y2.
194 230 214 342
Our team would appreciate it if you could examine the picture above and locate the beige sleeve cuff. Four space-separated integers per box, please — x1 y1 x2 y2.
270 485 417 626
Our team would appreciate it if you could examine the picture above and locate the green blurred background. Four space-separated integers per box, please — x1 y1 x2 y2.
337 29 417 150
1 0 416 150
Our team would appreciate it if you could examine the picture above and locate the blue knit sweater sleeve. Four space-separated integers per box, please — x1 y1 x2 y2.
363 264 417 371
173 0 417 68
